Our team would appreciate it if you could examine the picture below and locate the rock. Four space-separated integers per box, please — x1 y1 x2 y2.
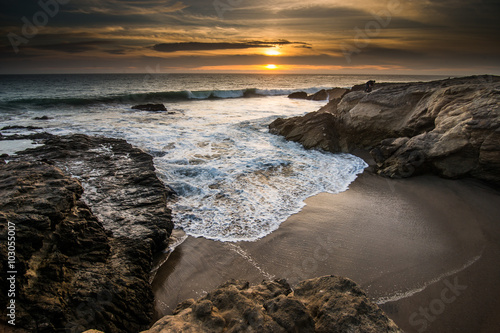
270 75 500 185
288 91 308 99
0 161 152 332
131 103 167 112
1 134 175 332
307 89 328 101
144 276 401 333
1 125 43 131
326 87 349 101
34 115 51 120
13 134 175 249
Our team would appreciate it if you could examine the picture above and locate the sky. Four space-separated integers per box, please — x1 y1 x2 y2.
1 0 500 74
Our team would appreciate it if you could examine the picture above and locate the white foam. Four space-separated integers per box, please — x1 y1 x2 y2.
1 96 366 242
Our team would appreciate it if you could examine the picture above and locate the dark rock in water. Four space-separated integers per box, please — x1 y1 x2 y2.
270 75 500 185
145 276 402 333
307 89 328 101
1 125 43 131
1 134 175 332
14 134 175 249
131 103 167 112
34 115 51 120
288 91 308 99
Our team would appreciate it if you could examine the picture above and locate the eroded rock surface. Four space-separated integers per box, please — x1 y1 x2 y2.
0 134 175 332
144 276 401 333
271 75 500 184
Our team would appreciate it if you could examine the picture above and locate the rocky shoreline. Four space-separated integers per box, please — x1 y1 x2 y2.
3 75 498 332
271 75 500 186
1 132 402 332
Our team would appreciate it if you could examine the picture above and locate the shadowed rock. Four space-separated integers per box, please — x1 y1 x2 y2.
0 134 175 332
132 103 167 112
288 91 308 99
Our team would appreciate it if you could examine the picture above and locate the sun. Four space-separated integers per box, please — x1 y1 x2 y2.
265 64 278 70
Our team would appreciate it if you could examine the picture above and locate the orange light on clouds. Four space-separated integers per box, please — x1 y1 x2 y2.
265 64 278 70
264 49 281 56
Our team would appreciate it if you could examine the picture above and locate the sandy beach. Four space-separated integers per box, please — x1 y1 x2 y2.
152 170 500 333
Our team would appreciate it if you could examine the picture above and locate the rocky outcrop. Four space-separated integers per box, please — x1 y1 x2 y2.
271 75 500 185
288 88 349 102
0 134 175 332
132 103 167 112
13 134 175 250
288 91 308 99
144 275 401 333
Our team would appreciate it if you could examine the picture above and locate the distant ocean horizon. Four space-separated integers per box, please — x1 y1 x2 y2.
0 73 448 241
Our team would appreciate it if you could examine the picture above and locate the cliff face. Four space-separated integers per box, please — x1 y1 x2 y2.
145 276 401 333
0 134 175 332
270 75 500 184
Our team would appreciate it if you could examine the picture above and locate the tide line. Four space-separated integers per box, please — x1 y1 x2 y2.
376 248 484 305
225 243 275 281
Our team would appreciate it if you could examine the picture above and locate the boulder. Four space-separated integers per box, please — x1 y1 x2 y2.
144 276 401 333
307 89 328 101
270 75 500 185
131 103 167 112
287 91 308 99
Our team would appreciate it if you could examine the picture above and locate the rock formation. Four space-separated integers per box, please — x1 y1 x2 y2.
288 88 349 102
271 75 500 185
132 103 168 112
0 134 175 332
288 91 308 99
144 275 401 333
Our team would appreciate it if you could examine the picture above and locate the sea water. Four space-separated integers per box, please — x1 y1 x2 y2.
0 73 446 241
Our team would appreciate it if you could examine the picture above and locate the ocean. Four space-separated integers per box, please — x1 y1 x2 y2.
0 73 447 242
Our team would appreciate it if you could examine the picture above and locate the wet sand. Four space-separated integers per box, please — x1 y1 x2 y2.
151 172 500 332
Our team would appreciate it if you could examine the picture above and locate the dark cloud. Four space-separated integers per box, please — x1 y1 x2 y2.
152 41 311 52
28 40 112 53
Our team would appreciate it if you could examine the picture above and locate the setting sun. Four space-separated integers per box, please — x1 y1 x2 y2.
265 64 278 70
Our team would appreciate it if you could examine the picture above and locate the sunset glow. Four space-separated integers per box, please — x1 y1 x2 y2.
264 49 281 56
265 64 278 70
1 0 499 74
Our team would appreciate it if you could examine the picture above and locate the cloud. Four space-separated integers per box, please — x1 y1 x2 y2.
152 41 311 52
28 41 112 53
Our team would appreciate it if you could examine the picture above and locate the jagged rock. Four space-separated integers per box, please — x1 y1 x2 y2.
144 276 401 333
0 161 153 332
326 87 349 101
270 75 500 185
13 134 175 250
307 89 328 101
288 91 308 99
0 134 175 332
131 103 167 112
